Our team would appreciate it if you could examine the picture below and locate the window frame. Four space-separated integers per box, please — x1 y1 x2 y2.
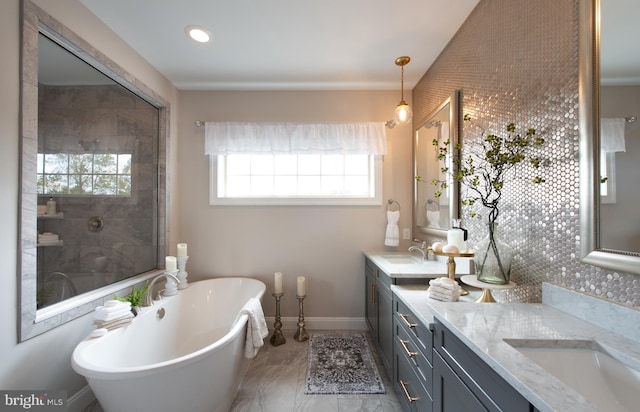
209 154 383 206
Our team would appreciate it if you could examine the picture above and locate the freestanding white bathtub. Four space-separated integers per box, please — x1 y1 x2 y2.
72 277 266 412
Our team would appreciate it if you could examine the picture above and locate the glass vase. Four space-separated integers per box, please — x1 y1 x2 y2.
474 222 514 285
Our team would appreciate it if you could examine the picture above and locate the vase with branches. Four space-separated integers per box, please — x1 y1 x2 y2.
428 115 546 284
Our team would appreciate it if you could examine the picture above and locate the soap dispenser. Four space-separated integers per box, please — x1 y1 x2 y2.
448 219 467 252
46 197 57 215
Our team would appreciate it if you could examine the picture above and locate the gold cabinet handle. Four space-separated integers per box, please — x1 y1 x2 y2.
399 339 418 358
399 313 417 328
371 283 376 305
399 380 418 403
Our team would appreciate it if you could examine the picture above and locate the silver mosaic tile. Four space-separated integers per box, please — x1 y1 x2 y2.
412 0 639 306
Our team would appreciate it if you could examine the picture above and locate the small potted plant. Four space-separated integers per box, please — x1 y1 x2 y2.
115 282 148 315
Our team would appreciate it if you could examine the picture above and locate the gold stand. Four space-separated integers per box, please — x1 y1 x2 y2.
293 295 309 342
429 248 475 296
460 275 516 303
270 293 286 346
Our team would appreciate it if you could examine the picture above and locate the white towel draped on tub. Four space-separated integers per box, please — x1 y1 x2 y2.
239 298 269 358
384 210 400 247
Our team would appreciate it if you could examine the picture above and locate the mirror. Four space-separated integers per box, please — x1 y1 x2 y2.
579 0 640 273
413 91 460 239
20 1 168 341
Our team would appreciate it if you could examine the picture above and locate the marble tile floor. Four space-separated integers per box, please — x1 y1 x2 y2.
229 329 403 412
81 329 403 412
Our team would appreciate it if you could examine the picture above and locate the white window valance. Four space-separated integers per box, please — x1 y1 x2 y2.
204 122 387 155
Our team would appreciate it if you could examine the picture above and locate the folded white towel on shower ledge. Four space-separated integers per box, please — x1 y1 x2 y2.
240 298 269 358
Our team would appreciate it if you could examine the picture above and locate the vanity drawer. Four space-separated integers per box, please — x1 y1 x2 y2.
394 298 433 361
394 342 433 412
395 321 433 393
433 320 530 412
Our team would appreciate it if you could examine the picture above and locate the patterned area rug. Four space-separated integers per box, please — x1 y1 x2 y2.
304 332 386 394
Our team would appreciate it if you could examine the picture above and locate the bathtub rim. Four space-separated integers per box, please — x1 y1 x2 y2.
71 277 266 380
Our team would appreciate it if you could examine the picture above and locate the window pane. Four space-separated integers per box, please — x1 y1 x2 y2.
226 155 251 175
226 176 251 196
69 174 92 194
251 176 273 195
94 175 117 195
298 176 321 194
44 154 68 174
321 176 344 195
274 176 297 195
37 153 44 173
37 174 44 194
345 176 370 196
94 154 118 174
274 155 297 175
298 155 321 175
345 155 369 175
69 154 94 174
45 174 68 194
251 155 274 175
321 155 344 175
118 175 131 195
118 154 132 174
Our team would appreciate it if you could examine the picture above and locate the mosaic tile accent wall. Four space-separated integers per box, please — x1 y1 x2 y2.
412 0 640 306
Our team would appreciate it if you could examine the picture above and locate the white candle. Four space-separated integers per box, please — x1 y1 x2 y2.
274 272 283 294
165 256 177 272
297 276 306 296
177 243 188 257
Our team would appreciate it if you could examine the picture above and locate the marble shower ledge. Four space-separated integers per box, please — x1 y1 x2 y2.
392 285 640 412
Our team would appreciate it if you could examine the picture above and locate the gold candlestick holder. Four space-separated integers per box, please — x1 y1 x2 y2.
270 293 286 346
293 295 309 342
429 248 475 296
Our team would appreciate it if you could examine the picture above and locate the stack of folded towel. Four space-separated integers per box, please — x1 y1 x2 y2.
38 232 60 245
428 277 462 302
93 300 134 331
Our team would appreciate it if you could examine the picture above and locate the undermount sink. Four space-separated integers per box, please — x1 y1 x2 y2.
379 255 423 265
505 339 640 412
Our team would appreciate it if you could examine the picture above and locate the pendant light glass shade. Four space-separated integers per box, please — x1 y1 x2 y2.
394 101 412 124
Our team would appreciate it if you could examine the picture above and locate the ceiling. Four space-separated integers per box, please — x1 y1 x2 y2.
78 0 480 91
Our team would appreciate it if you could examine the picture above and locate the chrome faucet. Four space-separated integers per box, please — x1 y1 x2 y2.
408 241 428 260
143 273 180 307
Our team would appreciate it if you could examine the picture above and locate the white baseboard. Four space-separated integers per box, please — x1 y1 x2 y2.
67 385 96 412
265 316 367 331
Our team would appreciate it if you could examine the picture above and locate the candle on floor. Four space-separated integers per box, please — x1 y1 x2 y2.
166 256 177 272
274 272 283 294
297 276 306 296
177 243 188 257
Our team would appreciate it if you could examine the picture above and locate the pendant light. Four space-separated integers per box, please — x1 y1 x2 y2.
392 56 412 126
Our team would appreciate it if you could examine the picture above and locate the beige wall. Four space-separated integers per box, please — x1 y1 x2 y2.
177 90 414 320
0 0 179 400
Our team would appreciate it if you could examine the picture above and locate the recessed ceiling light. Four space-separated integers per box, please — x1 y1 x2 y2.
185 25 212 43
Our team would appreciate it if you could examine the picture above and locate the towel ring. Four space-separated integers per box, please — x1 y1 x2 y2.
387 199 400 212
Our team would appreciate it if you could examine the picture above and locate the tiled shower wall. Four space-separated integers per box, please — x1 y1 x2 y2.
412 0 640 306
37 84 158 303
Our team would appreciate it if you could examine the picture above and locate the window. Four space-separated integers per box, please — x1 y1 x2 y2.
211 154 381 205
37 152 132 196
205 121 386 205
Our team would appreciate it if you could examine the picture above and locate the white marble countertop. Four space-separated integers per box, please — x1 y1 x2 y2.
364 251 473 278
392 284 640 412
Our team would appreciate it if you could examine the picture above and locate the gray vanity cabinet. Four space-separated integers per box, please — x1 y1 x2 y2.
433 319 532 412
393 297 434 412
365 258 394 373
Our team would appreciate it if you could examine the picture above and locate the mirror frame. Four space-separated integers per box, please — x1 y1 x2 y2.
19 0 169 341
579 0 640 274
413 91 460 239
